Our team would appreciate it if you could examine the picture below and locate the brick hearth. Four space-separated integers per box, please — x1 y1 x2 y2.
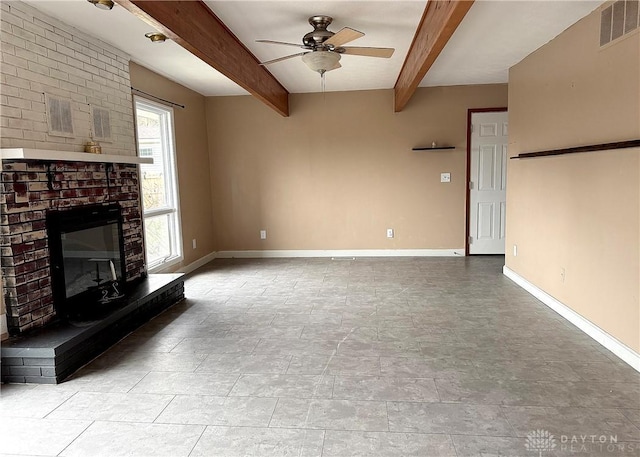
0 159 145 335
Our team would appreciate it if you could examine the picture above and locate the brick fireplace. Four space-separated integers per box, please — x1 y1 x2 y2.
0 1 145 337
0 159 146 335
0 2 185 382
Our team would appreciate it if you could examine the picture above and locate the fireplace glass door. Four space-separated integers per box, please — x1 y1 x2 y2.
47 204 126 319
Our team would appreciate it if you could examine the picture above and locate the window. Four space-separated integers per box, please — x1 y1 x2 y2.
134 97 182 271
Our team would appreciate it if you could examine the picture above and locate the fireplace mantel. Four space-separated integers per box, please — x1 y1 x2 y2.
0 148 153 165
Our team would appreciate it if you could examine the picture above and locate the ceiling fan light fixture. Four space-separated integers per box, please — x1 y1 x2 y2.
87 0 114 10
302 51 341 74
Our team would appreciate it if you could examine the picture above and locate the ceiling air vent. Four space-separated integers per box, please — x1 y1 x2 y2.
600 0 639 46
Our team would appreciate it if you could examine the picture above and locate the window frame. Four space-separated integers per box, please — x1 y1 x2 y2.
134 96 183 273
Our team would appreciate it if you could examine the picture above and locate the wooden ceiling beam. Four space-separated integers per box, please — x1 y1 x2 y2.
394 0 475 112
115 0 289 116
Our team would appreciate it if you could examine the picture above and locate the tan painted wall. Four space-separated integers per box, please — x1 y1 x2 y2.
205 85 507 251
129 63 216 270
506 8 640 352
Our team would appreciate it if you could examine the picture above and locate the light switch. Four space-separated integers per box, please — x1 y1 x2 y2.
441 173 451 183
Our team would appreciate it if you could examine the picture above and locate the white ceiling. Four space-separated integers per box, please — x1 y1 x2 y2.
422 0 602 87
24 0 602 97
208 0 426 94
25 0 249 96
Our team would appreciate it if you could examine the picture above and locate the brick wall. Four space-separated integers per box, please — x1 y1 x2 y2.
0 1 136 156
0 160 145 335
0 1 146 335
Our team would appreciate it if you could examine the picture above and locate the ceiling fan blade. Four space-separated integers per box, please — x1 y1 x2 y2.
324 27 364 47
256 40 309 49
339 47 395 58
259 52 309 66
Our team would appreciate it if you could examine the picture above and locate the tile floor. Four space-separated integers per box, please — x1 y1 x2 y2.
1 256 639 456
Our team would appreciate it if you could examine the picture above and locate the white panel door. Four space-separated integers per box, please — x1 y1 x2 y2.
469 111 508 254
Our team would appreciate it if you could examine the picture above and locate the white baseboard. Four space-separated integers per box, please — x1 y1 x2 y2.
176 251 217 274
175 248 462 271
215 249 465 259
503 265 640 373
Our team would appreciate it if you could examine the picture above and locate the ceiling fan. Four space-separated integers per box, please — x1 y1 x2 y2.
257 15 395 75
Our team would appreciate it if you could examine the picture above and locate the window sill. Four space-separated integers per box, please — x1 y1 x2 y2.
147 255 183 274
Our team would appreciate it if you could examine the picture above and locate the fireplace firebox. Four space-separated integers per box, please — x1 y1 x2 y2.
47 204 127 320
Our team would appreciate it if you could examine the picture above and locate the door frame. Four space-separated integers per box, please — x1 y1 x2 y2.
465 107 508 255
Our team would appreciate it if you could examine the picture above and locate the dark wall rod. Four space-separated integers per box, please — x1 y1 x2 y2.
131 87 185 109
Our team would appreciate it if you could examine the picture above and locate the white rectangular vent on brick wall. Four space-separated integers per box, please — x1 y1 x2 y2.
45 94 75 137
601 0 639 46
91 106 112 141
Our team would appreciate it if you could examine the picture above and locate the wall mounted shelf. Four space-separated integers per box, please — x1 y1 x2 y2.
0 148 153 165
510 139 640 160
412 146 456 151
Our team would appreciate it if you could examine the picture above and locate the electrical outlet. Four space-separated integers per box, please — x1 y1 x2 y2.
192 238 197 250
440 172 451 183
386 228 394 238
260 230 267 240
513 245 517 256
